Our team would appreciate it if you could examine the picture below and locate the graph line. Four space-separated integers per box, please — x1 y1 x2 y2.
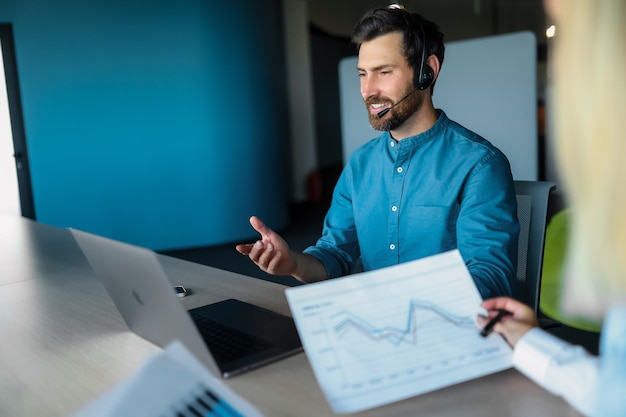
331 300 475 346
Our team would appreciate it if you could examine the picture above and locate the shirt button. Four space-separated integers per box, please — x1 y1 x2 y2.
391 205 398 212
390 141 395 147
389 244 396 250
396 167 403 173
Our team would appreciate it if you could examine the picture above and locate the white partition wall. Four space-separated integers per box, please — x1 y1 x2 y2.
339 31 538 180
0 38 20 216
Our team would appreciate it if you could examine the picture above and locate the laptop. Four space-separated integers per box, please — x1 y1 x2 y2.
70 228 302 378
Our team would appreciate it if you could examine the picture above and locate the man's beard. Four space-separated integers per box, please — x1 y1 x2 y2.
366 86 422 131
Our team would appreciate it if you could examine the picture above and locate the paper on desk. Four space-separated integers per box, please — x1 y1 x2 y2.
285 249 513 414
73 340 264 417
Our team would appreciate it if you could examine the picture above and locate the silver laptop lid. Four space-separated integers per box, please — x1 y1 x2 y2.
70 228 220 376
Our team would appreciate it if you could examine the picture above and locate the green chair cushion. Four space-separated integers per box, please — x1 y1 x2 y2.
540 209 602 333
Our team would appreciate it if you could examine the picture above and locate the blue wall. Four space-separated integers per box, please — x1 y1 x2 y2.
1 0 289 250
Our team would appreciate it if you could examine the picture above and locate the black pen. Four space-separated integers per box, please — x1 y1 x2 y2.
480 309 512 337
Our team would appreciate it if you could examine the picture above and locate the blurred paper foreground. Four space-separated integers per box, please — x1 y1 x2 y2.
73 340 264 417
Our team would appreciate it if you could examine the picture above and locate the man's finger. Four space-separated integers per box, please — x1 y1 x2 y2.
235 243 254 255
249 216 272 239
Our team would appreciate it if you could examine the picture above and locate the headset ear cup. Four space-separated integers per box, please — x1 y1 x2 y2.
418 65 434 90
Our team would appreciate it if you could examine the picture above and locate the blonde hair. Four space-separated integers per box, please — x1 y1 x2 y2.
553 0 626 315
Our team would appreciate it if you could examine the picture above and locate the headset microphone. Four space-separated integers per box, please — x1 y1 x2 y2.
377 89 419 118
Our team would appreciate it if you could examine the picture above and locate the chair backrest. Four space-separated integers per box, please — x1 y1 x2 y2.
513 180 556 312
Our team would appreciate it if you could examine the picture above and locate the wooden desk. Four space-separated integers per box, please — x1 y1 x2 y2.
0 216 582 417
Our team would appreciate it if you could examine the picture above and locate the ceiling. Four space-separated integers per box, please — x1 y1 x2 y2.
307 0 549 45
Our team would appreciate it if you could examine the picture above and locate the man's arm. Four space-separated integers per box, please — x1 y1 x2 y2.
302 166 361 279
456 150 520 298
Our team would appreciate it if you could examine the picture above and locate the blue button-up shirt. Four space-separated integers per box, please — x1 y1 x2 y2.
304 110 519 298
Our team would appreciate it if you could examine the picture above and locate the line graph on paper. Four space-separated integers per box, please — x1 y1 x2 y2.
332 300 476 346
322 299 492 384
285 250 513 414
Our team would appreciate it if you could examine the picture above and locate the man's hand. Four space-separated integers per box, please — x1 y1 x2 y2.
236 216 298 276
236 216 328 283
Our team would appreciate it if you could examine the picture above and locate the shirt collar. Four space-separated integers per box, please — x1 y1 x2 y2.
387 109 449 150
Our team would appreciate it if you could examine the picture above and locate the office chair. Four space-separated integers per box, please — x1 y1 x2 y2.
513 180 557 312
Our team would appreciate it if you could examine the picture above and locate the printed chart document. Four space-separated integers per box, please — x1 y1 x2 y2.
285 250 513 414
73 341 264 417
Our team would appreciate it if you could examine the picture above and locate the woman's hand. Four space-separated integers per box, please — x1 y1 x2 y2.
478 297 539 348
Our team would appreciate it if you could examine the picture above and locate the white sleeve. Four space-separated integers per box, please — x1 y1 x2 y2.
513 328 599 416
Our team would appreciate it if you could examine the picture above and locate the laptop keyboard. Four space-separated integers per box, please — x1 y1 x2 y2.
192 314 275 363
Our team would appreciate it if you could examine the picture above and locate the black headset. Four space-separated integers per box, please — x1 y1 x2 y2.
415 22 434 90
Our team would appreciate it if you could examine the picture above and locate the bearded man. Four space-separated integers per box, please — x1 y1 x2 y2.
236 5 519 299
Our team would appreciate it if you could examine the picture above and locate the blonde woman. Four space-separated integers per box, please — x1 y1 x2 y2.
479 1 626 416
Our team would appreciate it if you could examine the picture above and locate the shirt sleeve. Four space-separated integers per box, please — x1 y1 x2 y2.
513 328 599 416
303 166 360 278
456 149 519 298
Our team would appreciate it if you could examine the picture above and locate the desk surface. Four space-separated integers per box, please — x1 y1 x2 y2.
0 216 582 417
